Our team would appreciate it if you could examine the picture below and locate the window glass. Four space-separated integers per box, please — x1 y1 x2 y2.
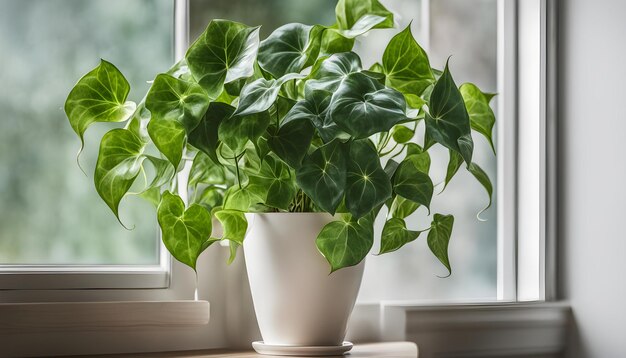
191 0 498 301
0 0 173 264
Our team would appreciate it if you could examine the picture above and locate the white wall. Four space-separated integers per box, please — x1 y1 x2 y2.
559 0 626 356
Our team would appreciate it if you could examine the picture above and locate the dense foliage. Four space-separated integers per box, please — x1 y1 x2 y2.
65 0 496 273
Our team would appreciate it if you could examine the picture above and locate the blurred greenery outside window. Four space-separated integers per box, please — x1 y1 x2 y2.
0 0 497 301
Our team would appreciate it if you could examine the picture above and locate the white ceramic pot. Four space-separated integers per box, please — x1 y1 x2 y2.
243 212 365 347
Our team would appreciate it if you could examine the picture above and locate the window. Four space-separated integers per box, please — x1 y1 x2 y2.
190 0 499 302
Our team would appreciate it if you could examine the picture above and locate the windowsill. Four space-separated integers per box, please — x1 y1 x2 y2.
349 301 571 358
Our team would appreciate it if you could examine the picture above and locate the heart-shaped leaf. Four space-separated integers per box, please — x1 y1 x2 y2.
427 213 454 276
193 185 224 212
460 82 496 153
378 217 424 254
258 23 323 78
316 213 375 273
157 191 213 270
218 111 271 154
246 155 297 210
214 209 248 245
186 20 260 98
65 59 136 147
223 187 253 211
382 25 435 100
425 61 474 165
392 154 434 210
335 0 394 30
468 162 493 218
291 89 347 143
329 72 406 138
94 128 145 224
188 102 235 164
234 73 304 117
345 139 392 219
267 109 316 168
306 52 362 93
146 73 210 167
296 139 347 214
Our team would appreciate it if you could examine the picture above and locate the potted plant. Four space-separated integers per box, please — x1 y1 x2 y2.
64 0 495 355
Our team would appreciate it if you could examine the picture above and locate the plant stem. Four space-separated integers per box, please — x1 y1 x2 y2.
234 154 242 189
380 142 399 156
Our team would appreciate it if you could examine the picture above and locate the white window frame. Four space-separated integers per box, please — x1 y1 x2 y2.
0 0 566 357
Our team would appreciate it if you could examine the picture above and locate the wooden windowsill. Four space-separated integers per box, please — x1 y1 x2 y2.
84 342 419 358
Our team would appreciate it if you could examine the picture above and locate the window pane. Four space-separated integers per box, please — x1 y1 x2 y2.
0 0 173 264
190 0 497 300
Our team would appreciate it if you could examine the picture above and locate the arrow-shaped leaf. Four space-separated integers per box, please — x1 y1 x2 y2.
94 128 145 224
157 191 213 270
306 52 362 93
425 61 474 165
379 217 424 254
267 108 316 168
382 25 435 101
427 213 454 276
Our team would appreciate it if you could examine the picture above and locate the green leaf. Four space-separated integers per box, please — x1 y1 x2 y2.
247 155 297 210
460 83 496 153
157 191 213 270
234 73 304 117
193 185 224 212
186 20 260 98
218 111 271 154
188 102 235 164
65 59 136 147
425 61 474 165
345 139 392 219
189 152 227 187
337 14 387 38
258 23 323 78
296 139 347 214
144 155 175 189
379 217 423 254
267 106 316 168
391 125 414 143
468 162 493 218
443 150 463 191
316 213 375 272
94 128 145 223
319 29 355 55
427 214 454 276
292 89 347 143
383 25 435 100
392 154 434 210
306 52 362 93
329 72 407 138
214 209 248 245
146 73 210 167
223 187 253 211
335 0 394 30
388 195 419 219
383 158 400 179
